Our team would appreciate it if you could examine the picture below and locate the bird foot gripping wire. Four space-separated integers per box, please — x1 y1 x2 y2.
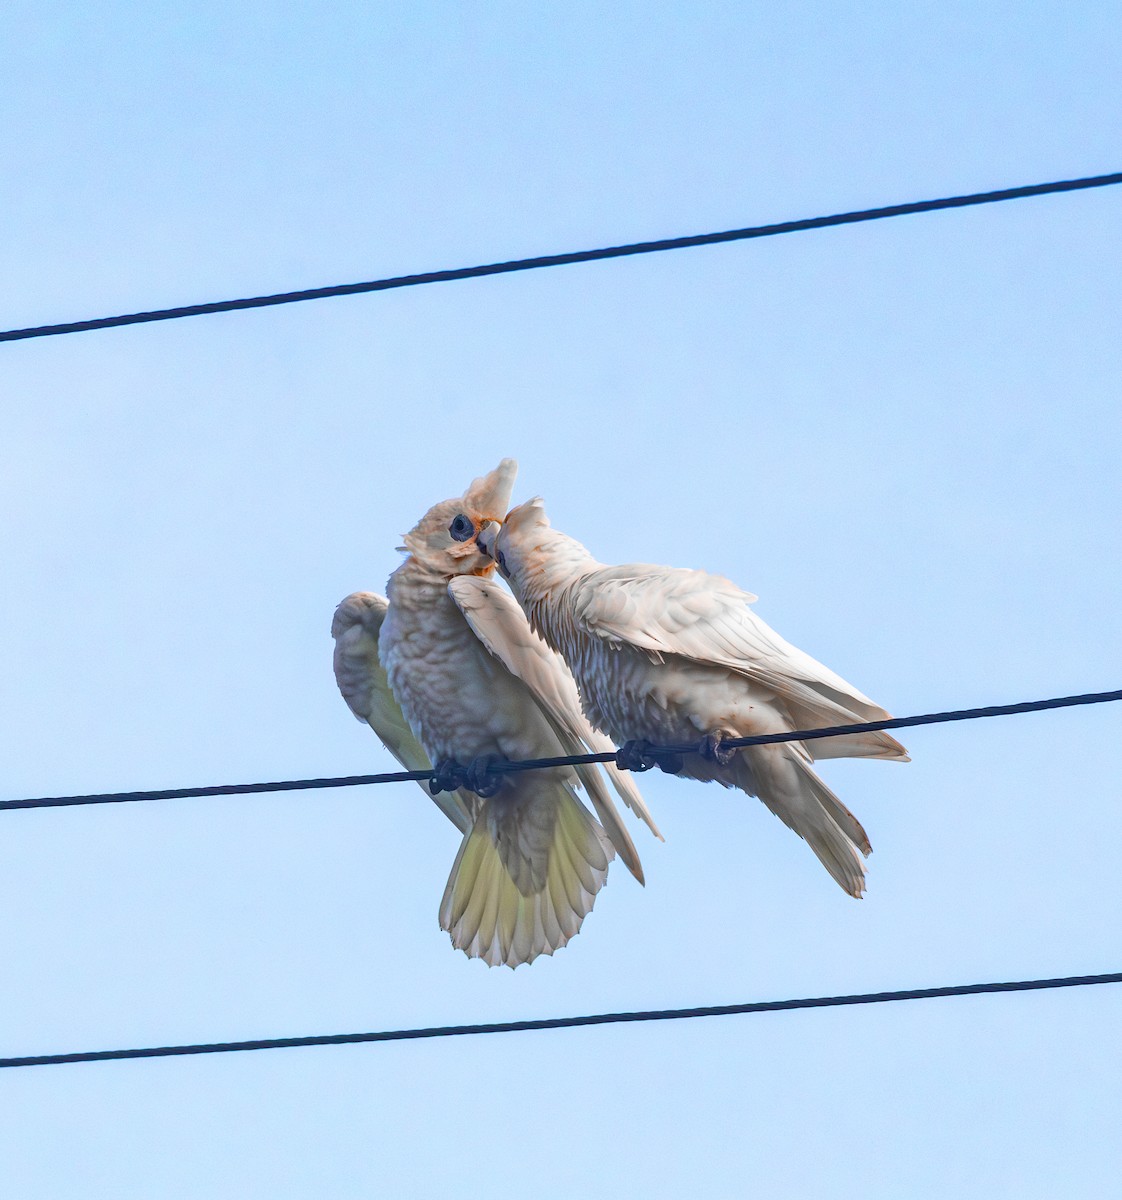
464 755 505 798
615 739 684 775
429 756 505 798
696 730 741 767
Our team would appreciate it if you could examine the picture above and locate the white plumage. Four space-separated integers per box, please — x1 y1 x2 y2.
332 461 659 967
481 498 908 898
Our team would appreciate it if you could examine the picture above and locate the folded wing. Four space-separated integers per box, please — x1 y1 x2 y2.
448 574 662 884
570 567 908 762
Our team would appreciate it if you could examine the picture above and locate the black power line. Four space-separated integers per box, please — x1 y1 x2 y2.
3 687 1120 813
3 971 1118 1070
2 171 1119 344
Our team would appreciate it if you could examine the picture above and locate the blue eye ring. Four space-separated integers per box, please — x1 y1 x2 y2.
449 514 475 542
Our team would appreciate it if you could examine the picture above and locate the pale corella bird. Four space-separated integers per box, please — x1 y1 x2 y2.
332 460 660 967
479 500 908 898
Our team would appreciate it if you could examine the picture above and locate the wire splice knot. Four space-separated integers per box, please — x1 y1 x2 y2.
428 760 467 796
615 739 685 775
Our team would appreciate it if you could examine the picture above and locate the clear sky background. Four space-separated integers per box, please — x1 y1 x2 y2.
2 3 1120 1196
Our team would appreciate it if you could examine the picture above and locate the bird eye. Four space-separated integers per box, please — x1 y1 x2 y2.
496 549 511 578
449 514 475 542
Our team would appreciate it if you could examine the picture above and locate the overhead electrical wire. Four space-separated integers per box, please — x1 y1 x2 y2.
5 170 1121 1080
3 687 1120 812
3 971 1119 1070
1 171 1119 344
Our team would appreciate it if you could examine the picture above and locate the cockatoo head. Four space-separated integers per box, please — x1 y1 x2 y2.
401 458 518 576
477 497 556 595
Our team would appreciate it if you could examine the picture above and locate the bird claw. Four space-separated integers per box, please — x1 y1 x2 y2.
429 759 467 795
697 730 739 766
615 739 684 775
465 754 505 798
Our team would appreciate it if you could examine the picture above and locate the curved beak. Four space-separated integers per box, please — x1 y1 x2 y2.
476 518 500 559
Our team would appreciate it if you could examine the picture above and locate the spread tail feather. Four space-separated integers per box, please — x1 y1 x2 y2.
742 746 870 898
438 787 613 967
573 760 648 885
808 728 910 762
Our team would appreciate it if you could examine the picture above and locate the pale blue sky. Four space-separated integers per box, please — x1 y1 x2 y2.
2 3 1121 1196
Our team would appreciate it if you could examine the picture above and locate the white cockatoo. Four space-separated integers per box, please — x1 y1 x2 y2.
332 460 660 967
479 500 908 898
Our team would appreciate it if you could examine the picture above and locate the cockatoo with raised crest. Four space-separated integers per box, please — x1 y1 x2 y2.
479 499 908 898
332 460 660 967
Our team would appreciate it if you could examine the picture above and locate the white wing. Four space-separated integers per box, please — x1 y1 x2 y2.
570 566 908 761
447 575 662 883
331 592 472 832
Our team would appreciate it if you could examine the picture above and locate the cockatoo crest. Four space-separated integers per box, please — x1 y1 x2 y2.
479 496 545 564
500 494 548 538
401 458 517 573
482 497 591 596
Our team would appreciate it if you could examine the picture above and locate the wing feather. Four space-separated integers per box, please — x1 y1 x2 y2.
448 575 662 881
332 592 473 831
571 567 908 761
